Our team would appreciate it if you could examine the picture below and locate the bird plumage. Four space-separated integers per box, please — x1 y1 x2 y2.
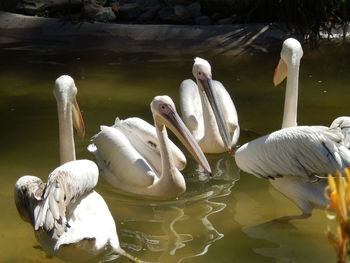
89 117 186 190
235 126 350 180
330 116 350 149
89 95 211 198
33 160 98 238
179 57 239 153
14 160 122 262
235 38 350 218
14 75 140 262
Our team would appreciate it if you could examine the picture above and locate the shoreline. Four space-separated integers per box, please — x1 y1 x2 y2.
0 11 291 55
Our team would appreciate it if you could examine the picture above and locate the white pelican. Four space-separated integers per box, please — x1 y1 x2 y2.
89 95 212 197
235 38 350 219
179 57 239 153
14 75 140 262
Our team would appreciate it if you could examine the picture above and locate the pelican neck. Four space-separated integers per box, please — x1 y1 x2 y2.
282 62 300 129
144 121 185 197
57 99 76 164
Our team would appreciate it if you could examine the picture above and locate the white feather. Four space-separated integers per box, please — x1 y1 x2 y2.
113 117 186 173
330 116 350 149
235 38 350 216
89 96 211 197
93 125 157 187
235 126 350 179
14 75 139 263
179 58 239 153
89 117 188 190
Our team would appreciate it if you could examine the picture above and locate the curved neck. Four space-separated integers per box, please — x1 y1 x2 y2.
145 122 185 197
156 124 175 175
282 62 300 128
57 99 76 164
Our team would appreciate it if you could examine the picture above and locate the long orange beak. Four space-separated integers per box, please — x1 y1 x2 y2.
273 58 287 86
72 98 85 138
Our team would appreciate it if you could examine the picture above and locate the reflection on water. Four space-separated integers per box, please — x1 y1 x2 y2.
1 42 350 262
99 155 238 263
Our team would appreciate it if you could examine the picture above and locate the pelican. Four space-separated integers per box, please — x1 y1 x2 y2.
179 57 239 153
235 38 350 220
89 95 212 197
14 75 140 262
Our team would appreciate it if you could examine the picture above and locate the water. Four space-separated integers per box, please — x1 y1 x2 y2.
1 41 350 263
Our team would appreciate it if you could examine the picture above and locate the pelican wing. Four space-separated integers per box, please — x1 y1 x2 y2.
53 191 118 253
330 116 350 149
113 117 187 173
179 79 204 140
89 126 157 189
235 126 350 180
33 160 98 238
212 80 240 147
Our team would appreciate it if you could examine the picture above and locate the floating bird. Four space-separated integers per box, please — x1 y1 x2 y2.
235 38 350 220
179 57 239 153
14 75 140 262
89 95 212 197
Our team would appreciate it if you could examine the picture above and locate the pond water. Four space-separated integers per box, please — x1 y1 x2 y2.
1 41 350 263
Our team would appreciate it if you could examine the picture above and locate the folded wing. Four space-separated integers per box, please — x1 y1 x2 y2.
33 160 98 238
235 126 350 180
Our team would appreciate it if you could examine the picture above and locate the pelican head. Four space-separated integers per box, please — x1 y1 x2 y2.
54 75 85 138
192 57 212 80
14 175 44 225
151 95 212 175
192 57 232 152
274 38 304 86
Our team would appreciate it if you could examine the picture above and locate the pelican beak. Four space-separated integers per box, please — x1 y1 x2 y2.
199 76 232 152
160 105 212 176
72 98 85 138
273 58 287 86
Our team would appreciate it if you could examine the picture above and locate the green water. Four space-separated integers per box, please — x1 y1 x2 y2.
1 41 350 263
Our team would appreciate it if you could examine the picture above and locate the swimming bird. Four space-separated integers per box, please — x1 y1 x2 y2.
235 38 350 220
14 75 140 262
89 95 212 198
179 57 239 153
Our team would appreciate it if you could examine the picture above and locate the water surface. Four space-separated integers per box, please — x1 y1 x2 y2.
1 41 350 263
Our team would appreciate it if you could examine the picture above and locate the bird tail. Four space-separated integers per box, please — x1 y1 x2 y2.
113 117 122 128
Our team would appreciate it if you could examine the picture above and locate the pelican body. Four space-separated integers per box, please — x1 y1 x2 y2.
14 161 129 262
14 76 139 262
89 95 212 198
180 57 239 153
235 126 350 213
235 38 350 217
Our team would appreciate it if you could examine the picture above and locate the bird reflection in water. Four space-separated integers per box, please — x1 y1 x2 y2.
233 183 334 263
239 213 334 263
102 154 239 263
190 153 240 183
